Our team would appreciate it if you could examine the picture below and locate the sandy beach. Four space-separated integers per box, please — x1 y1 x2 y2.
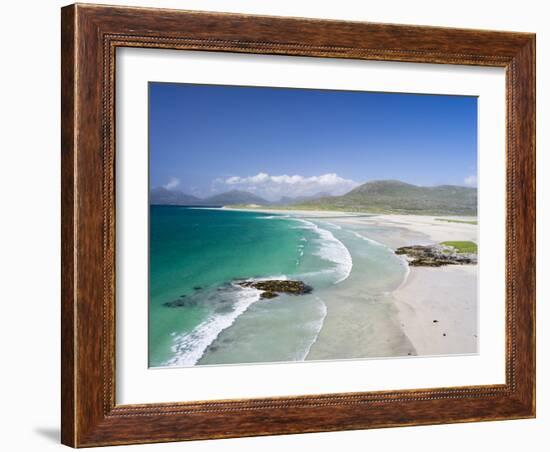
320 213 478 355
392 265 477 356
226 207 478 359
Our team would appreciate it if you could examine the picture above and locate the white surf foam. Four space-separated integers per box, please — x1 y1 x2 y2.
394 255 411 291
164 283 262 367
349 230 386 247
301 296 328 360
164 276 291 367
321 221 342 230
295 219 353 284
256 215 290 220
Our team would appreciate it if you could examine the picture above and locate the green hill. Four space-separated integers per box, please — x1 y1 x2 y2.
294 180 477 215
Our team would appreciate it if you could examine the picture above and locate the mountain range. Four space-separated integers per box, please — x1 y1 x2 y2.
150 180 477 215
150 187 203 205
150 188 269 206
150 187 330 207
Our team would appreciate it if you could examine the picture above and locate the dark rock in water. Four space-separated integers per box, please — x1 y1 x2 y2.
395 244 477 267
409 259 452 267
163 297 197 308
237 279 313 299
193 286 202 291
163 299 186 308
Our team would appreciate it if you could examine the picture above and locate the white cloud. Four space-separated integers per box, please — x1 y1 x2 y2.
215 172 359 201
163 177 180 190
464 175 477 187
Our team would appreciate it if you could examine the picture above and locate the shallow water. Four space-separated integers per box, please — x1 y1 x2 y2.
150 207 352 367
305 222 415 360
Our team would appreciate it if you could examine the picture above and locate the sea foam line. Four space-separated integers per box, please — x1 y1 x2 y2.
301 296 328 360
255 214 290 219
350 230 386 247
349 230 411 291
295 219 353 284
321 221 342 230
394 254 411 291
164 276 289 367
164 284 260 367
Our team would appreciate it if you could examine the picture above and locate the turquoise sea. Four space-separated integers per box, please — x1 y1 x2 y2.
149 206 406 367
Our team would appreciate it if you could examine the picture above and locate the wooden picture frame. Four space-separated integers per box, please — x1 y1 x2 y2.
61 3 535 447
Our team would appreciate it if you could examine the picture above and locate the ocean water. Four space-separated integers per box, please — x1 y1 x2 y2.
149 207 405 367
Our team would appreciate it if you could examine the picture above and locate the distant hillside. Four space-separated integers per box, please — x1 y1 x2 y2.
150 188 269 206
150 187 202 205
295 180 477 215
273 192 331 205
203 190 269 206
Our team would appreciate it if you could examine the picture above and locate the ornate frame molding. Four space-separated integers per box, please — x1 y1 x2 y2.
61 4 535 447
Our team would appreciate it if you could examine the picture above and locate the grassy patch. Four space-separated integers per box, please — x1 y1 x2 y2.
441 241 478 254
435 218 478 225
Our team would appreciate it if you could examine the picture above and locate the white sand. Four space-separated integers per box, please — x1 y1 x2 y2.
392 266 477 356
336 214 478 246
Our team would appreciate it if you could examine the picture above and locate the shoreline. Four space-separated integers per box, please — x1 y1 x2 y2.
235 207 478 359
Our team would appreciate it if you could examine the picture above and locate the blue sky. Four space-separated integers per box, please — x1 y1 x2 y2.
149 82 477 201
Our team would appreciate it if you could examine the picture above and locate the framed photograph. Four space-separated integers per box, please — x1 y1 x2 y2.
61 3 535 447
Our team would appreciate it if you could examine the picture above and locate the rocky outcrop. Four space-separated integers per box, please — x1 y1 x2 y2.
395 244 477 267
237 279 313 300
163 279 313 308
